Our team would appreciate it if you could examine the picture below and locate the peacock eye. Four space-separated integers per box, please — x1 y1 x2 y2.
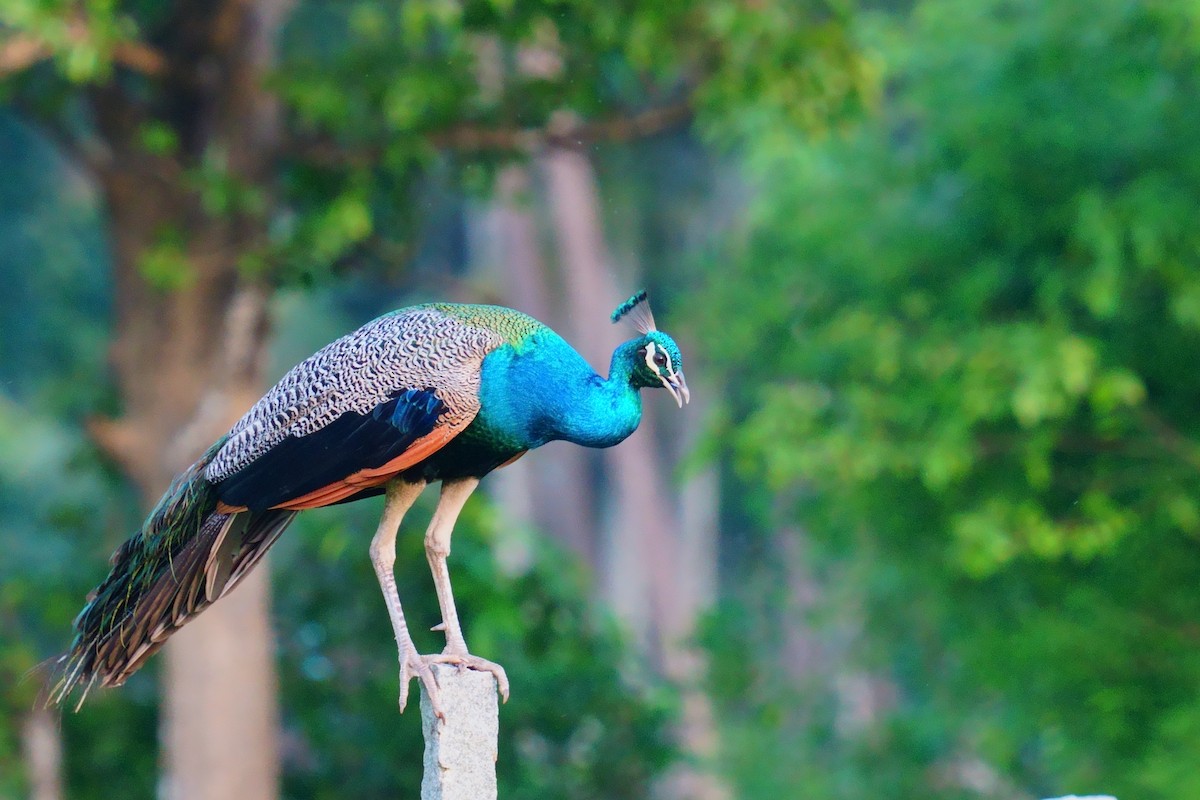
654 352 667 367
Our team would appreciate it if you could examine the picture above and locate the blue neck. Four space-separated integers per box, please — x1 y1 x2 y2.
478 336 643 450
554 341 644 448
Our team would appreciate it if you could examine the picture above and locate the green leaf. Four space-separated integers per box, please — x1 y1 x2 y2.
136 228 194 291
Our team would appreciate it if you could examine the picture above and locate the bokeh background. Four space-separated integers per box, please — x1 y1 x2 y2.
2 1 1199 798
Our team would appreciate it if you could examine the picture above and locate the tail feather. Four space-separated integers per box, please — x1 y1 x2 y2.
53 440 297 706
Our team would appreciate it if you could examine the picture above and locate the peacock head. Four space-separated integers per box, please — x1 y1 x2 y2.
611 291 690 408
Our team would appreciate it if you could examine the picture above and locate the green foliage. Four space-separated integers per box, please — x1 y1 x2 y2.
62 687 160 799
699 0 1200 796
4 0 869 289
0 109 157 800
0 0 137 82
697 0 878 143
713 0 1200 573
135 226 194 291
0 112 111 409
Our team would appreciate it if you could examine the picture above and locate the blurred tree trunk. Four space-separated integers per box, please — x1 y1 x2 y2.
542 145 662 642
82 1 292 797
541 143 728 800
95 192 279 800
20 708 62 800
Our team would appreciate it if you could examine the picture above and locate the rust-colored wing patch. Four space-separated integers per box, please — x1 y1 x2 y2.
269 416 473 510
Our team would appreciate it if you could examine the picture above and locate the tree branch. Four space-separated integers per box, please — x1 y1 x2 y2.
436 100 694 152
113 40 166 76
289 100 694 167
0 34 44 75
0 28 165 78
1140 408 1200 472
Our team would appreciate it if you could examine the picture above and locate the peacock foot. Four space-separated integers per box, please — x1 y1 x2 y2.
427 651 510 704
398 647 445 719
397 650 510 720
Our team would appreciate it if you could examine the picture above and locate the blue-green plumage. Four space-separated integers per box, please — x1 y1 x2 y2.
476 332 645 448
56 292 688 709
409 333 648 481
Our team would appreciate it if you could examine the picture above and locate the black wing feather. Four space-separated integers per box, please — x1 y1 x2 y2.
215 389 446 511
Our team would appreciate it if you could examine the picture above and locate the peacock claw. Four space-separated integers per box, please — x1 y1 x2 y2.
430 652 510 704
398 649 445 721
397 651 509 720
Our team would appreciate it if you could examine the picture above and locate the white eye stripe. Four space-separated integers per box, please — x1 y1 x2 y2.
644 342 677 375
644 341 661 377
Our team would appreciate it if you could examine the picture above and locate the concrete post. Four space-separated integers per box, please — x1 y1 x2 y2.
419 664 500 800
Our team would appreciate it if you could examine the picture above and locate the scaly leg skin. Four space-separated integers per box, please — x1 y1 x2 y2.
423 477 511 703
369 478 448 719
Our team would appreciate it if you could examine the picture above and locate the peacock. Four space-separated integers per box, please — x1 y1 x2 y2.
55 290 688 717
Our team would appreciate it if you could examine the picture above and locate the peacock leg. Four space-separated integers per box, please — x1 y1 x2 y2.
369 478 444 717
423 477 510 702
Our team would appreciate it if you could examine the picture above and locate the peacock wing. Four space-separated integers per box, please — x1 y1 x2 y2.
215 388 466 510
206 306 503 511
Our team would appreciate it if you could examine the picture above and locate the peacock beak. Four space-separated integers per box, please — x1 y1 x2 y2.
664 371 690 408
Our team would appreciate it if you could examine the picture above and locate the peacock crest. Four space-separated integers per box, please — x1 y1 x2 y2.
610 289 657 334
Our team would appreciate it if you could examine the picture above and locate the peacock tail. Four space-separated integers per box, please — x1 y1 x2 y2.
55 439 296 705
